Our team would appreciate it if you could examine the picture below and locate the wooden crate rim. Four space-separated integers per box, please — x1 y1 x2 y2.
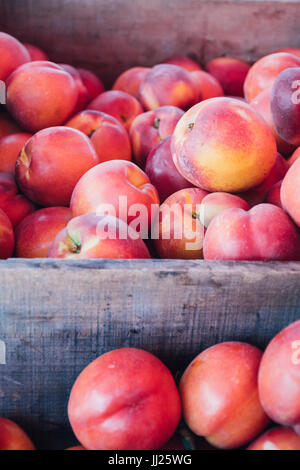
1 258 300 273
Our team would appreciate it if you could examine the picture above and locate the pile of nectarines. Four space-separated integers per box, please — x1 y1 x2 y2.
1 31 300 261
2 319 300 450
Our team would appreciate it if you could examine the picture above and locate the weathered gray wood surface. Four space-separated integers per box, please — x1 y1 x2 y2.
0 259 299 449
0 0 300 86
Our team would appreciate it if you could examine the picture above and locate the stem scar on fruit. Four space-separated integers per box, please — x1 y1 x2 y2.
154 117 160 129
188 122 194 132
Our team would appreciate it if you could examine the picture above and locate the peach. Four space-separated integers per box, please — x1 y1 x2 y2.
281 158 300 227
190 70 224 100
130 105 184 168
266 180 283 208
15 207 72 258
77 68 105 100
0 417 35 450
276 47 300 58
250 88 295 156
0 208 14 259
171 97 277 193
206 57 250 97
68 348 180 450
289 147 300 166
154 188 208 260
203 203 300 261
244 52 300 102
162 56 202 72
24 43 48 61
248 427 300 451
270 67 300 147
145 137 192 202
258 320 300 432
0 132 32 173
60 64 90 112
0 112 22 139
180 342 269 449
0 172 34 227
65 110 131 163
139 64 199 111
48 214 151 259
238 152 289 207
16 127 99 207
87 90 143 132
112 67 150 99
70 160 160 237
6 61 78 132
0 32 30 81
199 192 250 227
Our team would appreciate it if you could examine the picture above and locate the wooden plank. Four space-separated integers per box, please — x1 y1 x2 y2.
0 1 300 86
0 258 299 449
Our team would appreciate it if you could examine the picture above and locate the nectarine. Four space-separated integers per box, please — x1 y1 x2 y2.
68 348 181 450
171 97 277 193
130 105 184 168
180 342 269 449
16 126 99 207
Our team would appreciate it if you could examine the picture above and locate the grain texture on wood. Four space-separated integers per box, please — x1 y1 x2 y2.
1 0 300 86
0 259 299 449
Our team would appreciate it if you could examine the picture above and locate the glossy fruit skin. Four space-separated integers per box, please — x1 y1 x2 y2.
24 43 48 61
250 88 295 157
139 64 199 111
248 427 300 451
0 32 30 81
206 57 250 97
191 70 224 100
154 187 208 260
6 61 78 132
68 348 181 450
171 97 277 193
271 67 300 147
77 68 105 100
200 192 250 228
16 127 99 207
0 172 34 227
60 64 90 112
0 208 14 259
266 180 283 208
244 52 300 102
48 214 151 260
288 146 300 167
0 417 35 450
163 56 203 72
65 110 132 163
258 320 300 431
180 342 269 449
0 133 32 173
203 203 300 261
70 160 160 237
145 137 192 202
87 90 143 132
238 152 289 207
15 207 72 258
130 105 184 168
112 67 150 98
281 158 300 227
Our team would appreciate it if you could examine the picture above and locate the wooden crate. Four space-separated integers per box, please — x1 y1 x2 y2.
0 0 300 450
